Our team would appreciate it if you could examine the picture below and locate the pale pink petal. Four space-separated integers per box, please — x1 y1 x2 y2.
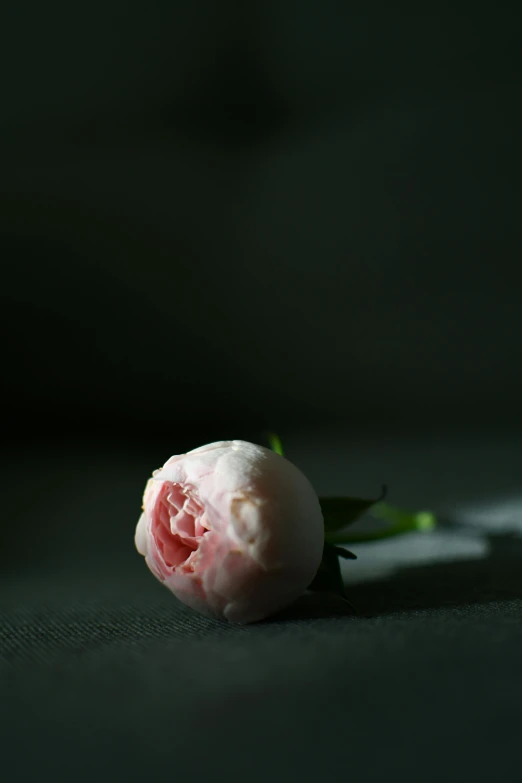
135 440 324 623
134 513 149 556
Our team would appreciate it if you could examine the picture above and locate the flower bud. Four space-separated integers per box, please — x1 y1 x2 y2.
134 440 324 623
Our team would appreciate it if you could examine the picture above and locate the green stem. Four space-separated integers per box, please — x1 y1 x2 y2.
325 502 436 545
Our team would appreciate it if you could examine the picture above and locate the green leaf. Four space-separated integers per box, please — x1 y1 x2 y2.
320 485 387 533
307 541 357 611
333 546 357 560
266 431 284 456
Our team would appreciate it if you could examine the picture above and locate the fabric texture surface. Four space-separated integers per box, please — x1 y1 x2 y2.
2 433 522 782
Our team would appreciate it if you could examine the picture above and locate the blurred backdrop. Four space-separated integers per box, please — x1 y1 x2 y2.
2 1 522 445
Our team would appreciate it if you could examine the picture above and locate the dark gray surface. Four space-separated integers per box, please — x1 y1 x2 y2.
2 432 522 782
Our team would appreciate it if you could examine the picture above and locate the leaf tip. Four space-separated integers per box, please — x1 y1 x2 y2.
265 431 284 456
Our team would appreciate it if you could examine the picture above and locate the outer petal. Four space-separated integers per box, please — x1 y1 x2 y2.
135 512 149 556
163 570 213 617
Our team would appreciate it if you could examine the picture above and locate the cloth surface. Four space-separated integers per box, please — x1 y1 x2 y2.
2 432 522 782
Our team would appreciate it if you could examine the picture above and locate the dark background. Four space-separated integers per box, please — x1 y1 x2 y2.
2 1 522 442
2 4 522 782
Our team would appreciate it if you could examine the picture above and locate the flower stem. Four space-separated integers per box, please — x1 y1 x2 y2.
324 503 436 545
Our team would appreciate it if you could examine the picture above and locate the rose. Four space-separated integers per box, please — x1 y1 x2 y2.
134 440 324 623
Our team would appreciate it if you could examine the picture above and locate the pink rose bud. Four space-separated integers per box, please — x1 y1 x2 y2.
134 440 324 623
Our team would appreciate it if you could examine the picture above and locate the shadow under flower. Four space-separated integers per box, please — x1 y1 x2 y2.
268 532 522 623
